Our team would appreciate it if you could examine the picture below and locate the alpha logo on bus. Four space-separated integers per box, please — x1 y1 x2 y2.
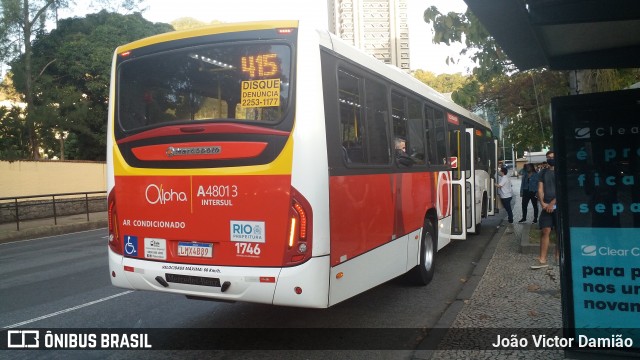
145 184 187 205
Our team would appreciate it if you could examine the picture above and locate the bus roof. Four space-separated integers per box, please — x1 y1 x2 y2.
316 29 491 130
114 19 491 131
115 20 300 54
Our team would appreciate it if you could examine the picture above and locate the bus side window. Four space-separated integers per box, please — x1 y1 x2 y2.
391 92 407 157
392 91 427 167
338 69 365 164
474 129 488 172
391 92 410 167
364 79 390 164
407 97 425 164
433 109 448 165
424 104 435 165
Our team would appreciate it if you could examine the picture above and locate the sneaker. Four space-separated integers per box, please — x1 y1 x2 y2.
518 219 526 223
531 260 549 269
532 219 538 224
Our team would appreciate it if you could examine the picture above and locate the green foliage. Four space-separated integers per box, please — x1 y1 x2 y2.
0 105 29 160
0 72 21 101
8 11 173 160
450 77 480 109
423 7 513 83
422 5 640 154
423 7 466 46
488 71 569 151
411 69 467 94
171 17 221 31
575 69 640 93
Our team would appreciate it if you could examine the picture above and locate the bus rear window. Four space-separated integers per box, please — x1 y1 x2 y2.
117 43 291 132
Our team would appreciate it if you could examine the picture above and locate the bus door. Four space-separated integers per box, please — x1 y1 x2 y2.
488 138 498 216
464 127 478 234
447 113 467 239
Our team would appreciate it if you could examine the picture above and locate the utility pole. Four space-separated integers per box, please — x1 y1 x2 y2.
512 144 517 177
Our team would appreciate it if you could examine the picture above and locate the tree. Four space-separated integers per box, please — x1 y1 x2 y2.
0 0 146 159
423 6 514 84
0 103 28 160
9 11 173 160
487 71 568 152
422 5 640 155
0 0 66 158
171 17 221 31
0 72 21 101
412 69 467 94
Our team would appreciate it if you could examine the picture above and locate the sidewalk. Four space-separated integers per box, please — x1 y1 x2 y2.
0 211 107 243
416 177 565 359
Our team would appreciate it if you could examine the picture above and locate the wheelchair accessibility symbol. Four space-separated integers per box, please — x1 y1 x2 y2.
124 235 138 257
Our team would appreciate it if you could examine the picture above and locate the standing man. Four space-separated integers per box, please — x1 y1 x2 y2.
532 150 558 269
519 163 540 223
495 167 514 224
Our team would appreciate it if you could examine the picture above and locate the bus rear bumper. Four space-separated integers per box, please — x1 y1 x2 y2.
108 248 330 308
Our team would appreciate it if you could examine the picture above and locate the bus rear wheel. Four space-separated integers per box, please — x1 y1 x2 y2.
407 218 436 285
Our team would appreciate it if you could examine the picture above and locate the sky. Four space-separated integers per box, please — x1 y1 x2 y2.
136 0 474 75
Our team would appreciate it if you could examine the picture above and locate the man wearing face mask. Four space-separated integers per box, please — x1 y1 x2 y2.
532 150 558 269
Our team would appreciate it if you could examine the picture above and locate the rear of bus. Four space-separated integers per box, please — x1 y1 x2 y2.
106 21 331 308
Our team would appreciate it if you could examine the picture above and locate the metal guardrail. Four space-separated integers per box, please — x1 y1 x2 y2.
0 191 107 231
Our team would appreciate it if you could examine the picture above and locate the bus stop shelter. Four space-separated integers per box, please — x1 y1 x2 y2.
463 0 640 70
463 0 640 358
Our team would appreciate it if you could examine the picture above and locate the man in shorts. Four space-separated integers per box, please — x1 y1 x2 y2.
532 150 558 269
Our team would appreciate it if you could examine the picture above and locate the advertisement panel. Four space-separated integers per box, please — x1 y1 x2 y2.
553 88 640 356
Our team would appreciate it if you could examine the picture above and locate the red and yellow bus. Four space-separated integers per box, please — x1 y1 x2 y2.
107 20 497 308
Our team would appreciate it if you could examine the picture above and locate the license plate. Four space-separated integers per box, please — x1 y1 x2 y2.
177 242 212 258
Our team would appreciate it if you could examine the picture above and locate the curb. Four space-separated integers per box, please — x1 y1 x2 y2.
0 220 107 243
414 215 506 358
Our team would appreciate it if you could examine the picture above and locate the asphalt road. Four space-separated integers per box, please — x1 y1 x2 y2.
1 215 500 359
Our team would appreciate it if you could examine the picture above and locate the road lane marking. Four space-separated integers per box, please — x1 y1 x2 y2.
0 228 107 246
2 291 134 329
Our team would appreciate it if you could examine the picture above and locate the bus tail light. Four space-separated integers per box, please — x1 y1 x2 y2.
284 187 313 266
277 28 295 35
108 190 122 255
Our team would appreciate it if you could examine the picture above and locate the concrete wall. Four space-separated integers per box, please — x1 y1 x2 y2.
0 160 106 198
0 161 107 223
